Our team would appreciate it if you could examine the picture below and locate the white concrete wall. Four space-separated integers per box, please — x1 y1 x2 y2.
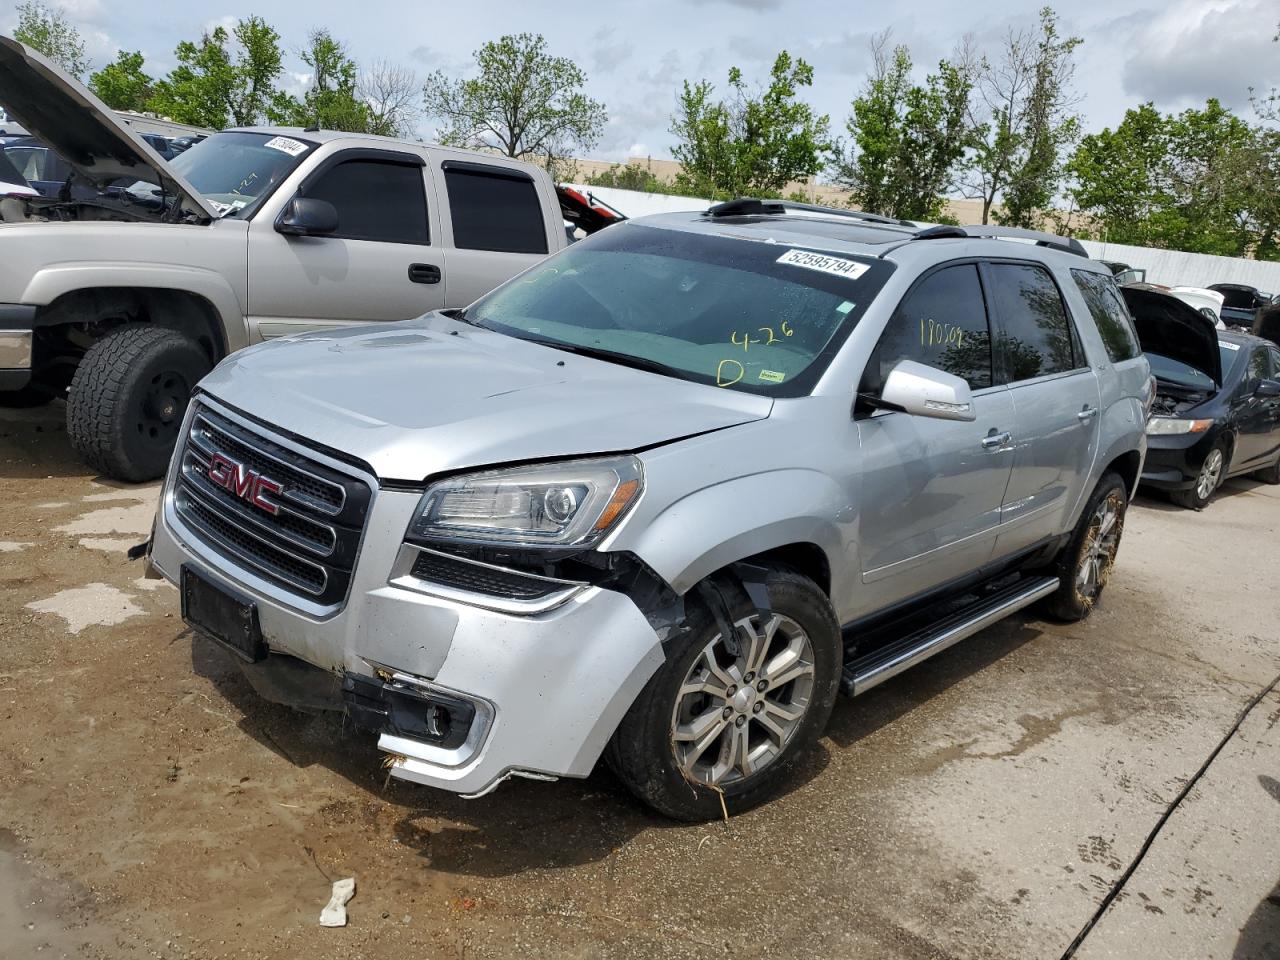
1077 240 1280 293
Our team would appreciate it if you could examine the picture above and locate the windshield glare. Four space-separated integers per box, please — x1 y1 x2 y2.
466 223 894 396
1147 350 1226 393
170 131 315 217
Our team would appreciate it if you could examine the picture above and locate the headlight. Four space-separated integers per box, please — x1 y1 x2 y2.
1146 417 1213 435
408 456 643 547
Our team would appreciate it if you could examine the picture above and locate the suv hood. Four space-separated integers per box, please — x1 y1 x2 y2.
1122 285 1222 386
198 315 773 481
0 37 214 219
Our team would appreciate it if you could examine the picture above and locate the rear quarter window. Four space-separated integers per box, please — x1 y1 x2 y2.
1071 269 1141 363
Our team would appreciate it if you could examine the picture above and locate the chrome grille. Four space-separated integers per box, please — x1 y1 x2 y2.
174 403 372 607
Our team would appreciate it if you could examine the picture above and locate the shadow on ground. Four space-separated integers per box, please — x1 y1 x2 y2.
1233 775 1280 958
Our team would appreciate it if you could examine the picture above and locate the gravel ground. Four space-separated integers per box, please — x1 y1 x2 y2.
1 401 1277 960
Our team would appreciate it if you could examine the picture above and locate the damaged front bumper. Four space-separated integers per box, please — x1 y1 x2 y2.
1140 429 1222 490
150 463 667 798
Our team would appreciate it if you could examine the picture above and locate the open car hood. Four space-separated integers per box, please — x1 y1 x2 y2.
1122 284 1222 386
0 37 214 219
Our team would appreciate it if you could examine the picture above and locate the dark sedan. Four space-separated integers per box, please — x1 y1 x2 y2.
1134 287 1280 508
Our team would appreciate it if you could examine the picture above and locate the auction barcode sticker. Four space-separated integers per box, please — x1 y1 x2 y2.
776 249 870 281
264 136 309 157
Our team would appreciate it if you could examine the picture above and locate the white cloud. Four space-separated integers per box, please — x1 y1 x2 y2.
1120 0 1280 110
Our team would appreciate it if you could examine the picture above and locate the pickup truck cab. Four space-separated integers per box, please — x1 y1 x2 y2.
0 38 610 480
149 201 1156 820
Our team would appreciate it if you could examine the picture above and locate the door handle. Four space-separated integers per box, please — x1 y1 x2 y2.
981 431 1012 450
1077 406 1098 422
408 263 441 284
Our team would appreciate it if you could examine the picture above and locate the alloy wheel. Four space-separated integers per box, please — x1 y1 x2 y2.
670 613 815 788
1076 491 1124 600
1196 448 1224 502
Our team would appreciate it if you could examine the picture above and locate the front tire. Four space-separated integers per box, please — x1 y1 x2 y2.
1043 471 1128 622
1171 439 1228 510
608 568 841 821
66 326 210 483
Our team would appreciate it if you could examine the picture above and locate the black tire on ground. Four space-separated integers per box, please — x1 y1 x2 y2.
0 381 57 408
66 326 210 482
1253 452 1280 485
1043 471 1129 623
1170 438 1229 510
607 567 842 822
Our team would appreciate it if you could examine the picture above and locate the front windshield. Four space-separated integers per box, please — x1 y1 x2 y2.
465 222 895 397
170 131 315 218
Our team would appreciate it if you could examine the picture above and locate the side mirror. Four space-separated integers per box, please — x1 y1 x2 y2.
876 359 977 422
275 196 338 237
1256 378 1280 398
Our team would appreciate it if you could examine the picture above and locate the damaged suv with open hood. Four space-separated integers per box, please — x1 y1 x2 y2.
1127 284 1280 508
149 203 1151 820
0 37 613 481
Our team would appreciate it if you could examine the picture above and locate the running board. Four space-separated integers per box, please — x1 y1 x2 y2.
840 575 1059 696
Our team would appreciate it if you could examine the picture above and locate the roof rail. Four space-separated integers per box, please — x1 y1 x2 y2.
706 197 915 228
911 223 1089 258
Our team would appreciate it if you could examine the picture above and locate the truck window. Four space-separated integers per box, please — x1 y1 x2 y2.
1071 269 1140 363
444 167 548 255
986 262 1083 382
861 263 993 394
305 159 428 245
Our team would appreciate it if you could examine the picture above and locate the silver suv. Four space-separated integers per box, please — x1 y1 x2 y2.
148 200 1151 820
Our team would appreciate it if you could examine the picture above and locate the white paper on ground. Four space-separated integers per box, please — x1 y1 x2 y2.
319 877 356 927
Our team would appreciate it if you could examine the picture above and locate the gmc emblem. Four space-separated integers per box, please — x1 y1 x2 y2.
207 452 283 516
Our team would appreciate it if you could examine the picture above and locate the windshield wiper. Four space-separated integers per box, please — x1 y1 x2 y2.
540 342 684 379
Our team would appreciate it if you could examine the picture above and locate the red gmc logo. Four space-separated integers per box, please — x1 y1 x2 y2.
207 453 283 516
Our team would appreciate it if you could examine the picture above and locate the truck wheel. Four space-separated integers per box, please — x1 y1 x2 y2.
608 567 841 821
1043 472 1128 623
1171 440 1227 509
66 326 210 482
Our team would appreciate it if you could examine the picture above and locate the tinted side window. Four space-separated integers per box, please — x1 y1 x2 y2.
306 158 428 244
444 168 548 254
1072 269 1140 363
861 263 992 394
1269 347 1280 376
987 263 1081 382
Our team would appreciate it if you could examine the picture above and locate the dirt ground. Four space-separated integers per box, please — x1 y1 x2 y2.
2 401 1278 960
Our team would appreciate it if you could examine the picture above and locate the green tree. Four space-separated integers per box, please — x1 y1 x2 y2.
670 52 831 199
88 50 153 112
832 34 975 221
963 7 1082 225
286 29 368 132
423 33 607 179
149 17 294 129
12 0 89 76
1068 99 1271 258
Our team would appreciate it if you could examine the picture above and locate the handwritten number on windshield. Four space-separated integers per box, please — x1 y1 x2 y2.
731 323 794 352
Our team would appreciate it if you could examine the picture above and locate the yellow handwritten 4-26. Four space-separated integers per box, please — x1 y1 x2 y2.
920 317 965 348
731 322 794 351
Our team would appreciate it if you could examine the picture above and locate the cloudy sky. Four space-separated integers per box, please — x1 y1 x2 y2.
3 0 1277 159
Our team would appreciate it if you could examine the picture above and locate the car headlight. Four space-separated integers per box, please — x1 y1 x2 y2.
407 456 643 547
1146 417 1213 435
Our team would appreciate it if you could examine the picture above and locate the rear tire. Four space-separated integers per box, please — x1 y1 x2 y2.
608 568 841 821
1043 472 1128 623
1254 453 1280 485
66 326 210 483
1171 439 1228 509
